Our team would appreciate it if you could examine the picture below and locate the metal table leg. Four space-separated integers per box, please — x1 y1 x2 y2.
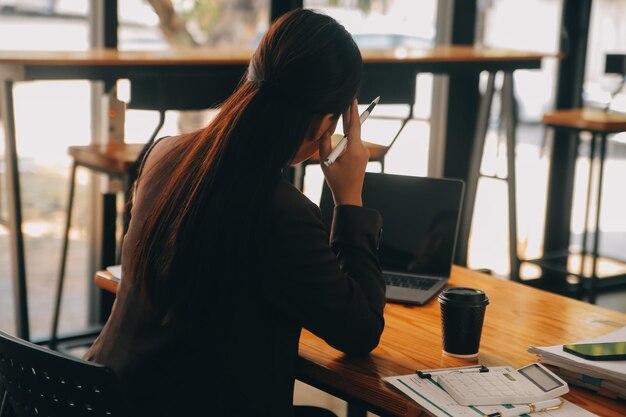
456 72 496 267
50 162 78 349
589 133 608 304
502 73 520 281
1 77 29 340
579 133 597 278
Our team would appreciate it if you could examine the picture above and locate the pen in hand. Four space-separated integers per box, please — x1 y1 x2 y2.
484 398 564 417
323 96 380 167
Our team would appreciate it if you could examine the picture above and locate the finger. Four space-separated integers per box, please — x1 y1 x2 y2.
346 100 362 148
319 129 333 160
335 138 349 160
342 105 351 137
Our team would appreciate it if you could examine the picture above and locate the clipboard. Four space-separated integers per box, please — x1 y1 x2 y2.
383 366 597 417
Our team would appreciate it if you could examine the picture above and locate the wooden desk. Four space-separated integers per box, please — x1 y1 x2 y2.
94 271 119 295
0 46 545 73
542 108 626 133
95 266 626 417
1 46 549 340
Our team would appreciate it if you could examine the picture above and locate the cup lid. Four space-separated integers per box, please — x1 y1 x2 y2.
438 287 489 305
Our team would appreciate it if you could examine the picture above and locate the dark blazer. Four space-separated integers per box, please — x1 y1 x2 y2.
84 135 385 417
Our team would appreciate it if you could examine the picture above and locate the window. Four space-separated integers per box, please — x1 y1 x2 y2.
470 0 563 277
302 0 439 203
0 1 91 338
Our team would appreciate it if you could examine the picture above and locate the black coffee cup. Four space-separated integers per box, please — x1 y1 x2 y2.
438 287 489 359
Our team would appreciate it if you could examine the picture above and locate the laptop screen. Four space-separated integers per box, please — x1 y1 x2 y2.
319 172 464 278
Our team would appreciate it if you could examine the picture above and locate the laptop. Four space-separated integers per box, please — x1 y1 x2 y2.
320 172 464 305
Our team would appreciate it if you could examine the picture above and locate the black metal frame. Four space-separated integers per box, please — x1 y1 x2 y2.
525 126 626 303
102 0 118 49
542 0 592 265
2 79 29 342
442 0 479 192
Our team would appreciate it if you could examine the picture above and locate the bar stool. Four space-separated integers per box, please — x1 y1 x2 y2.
50 119 163 352
292 74 417 191
291 133 398 191
49 75 234 351
524 108 626 302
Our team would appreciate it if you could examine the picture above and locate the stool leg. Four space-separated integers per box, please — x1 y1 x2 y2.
502 73 520 281
579 133 597 278
457 72 496 267
50 162 78 349
382 109 412 175
589 133 608 304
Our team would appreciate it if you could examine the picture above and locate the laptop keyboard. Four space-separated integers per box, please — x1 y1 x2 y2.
383 272 439 290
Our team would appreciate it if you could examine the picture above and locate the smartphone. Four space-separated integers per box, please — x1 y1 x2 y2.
563 341 626 361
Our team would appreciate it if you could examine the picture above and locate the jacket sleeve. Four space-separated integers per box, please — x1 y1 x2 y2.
262 185 385 356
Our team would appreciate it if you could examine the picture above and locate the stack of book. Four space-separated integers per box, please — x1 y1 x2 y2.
528 326 626 401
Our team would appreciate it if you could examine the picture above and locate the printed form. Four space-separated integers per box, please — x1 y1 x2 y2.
384 374 597 417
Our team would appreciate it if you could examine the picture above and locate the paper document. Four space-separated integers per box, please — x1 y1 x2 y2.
384 374 597 417
528 326 626 383
106 264 122 281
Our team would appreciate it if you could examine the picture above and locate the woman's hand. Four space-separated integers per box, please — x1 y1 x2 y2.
319 99 370 207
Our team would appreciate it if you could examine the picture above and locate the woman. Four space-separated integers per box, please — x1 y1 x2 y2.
85 9 385 417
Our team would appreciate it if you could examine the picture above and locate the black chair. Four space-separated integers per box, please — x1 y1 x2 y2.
0 331 125 417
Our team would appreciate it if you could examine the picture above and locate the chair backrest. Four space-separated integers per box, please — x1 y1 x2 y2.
123 72 243 176
0 331 124 417
605 54 626 76
359 66 416 106
128 73 241 112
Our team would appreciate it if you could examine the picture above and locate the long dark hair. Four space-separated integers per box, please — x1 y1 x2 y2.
129 9 362 323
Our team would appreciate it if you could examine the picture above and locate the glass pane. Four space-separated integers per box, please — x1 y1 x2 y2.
0 1 91 339
118 1 165 51
119 0 270 50
118 1 270 144
304 0 436 50
470 0 563 277
584 0 626 113
576 0 626 282
302 1 438 202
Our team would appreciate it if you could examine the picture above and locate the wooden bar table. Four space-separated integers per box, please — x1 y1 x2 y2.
1 46 550 340
95 266 626 417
